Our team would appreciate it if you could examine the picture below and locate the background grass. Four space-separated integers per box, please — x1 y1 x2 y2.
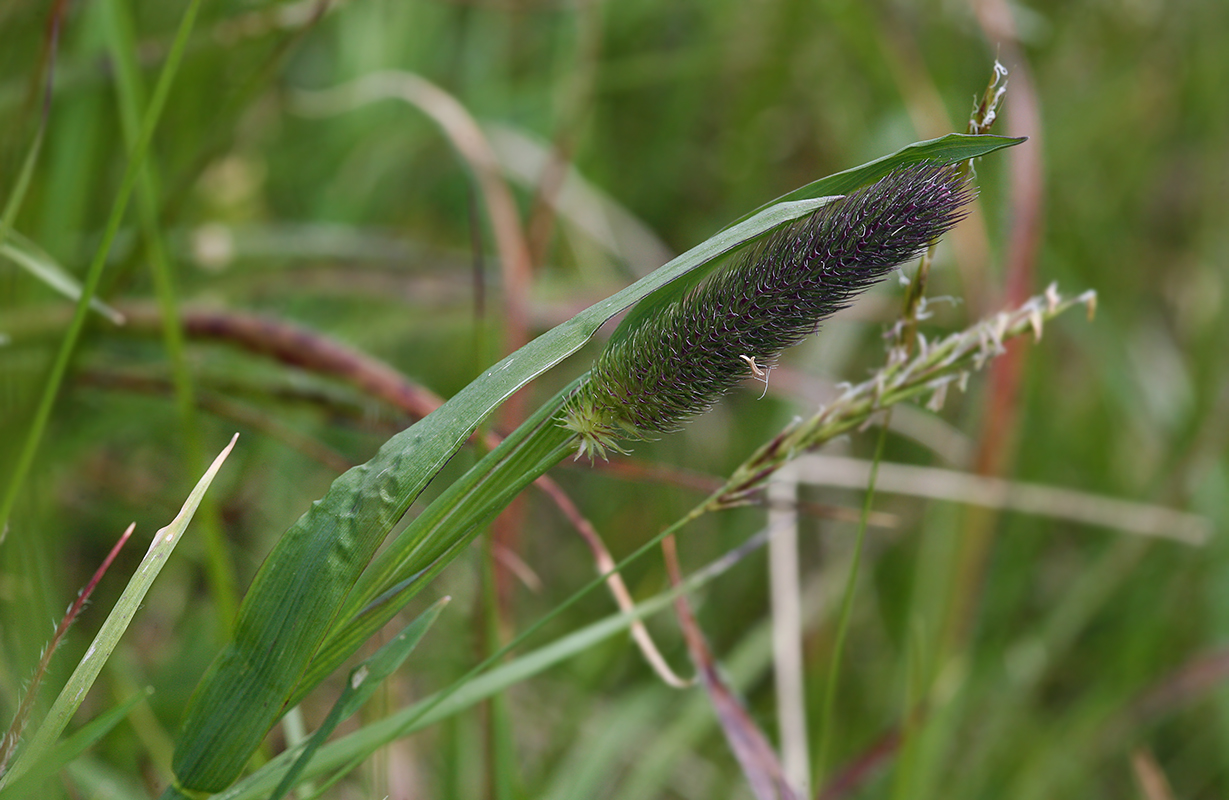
1 0 1226 797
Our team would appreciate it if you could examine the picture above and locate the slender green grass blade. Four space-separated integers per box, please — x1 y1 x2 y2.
0 435 237 788
99 0 238 630
890 619 928 800
0 0 205 534
0 689 150 799
283 378 580 710
286 569 434 710
815 421 889 789
266 598 448 800
0 232 124 324
482 552 520 800
731 133 1023 224
0 112 45 253
0 68 49 346
214 531 765 800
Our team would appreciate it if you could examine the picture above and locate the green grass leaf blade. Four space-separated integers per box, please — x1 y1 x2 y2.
98 0 238 630
286 571 433 711
0 110 46 254
727 133 1023 226
815 421 889 789
0 435 237 788
0 0 205 534
0 232 124 324
266 598 449 800
285 378 580 710
0 690 151 799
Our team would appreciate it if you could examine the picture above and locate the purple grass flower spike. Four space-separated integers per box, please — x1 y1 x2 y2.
563 161 976 459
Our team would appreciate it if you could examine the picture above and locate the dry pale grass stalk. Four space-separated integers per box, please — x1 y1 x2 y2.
767 463 810 797
789 454 1210 545
1130 748 1178 800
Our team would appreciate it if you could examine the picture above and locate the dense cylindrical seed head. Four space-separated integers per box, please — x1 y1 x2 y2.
562 161 975 459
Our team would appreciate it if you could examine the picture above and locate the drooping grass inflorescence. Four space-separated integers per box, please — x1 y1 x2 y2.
562 161 977 459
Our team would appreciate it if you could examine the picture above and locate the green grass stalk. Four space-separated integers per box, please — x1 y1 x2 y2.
814 420 889 789
99 0 238 630
0 0 205 534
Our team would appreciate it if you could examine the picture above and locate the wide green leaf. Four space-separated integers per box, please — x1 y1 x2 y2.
290 379 582 706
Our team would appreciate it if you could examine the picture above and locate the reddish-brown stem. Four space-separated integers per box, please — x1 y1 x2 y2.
0 524 134 776
663 536 799 800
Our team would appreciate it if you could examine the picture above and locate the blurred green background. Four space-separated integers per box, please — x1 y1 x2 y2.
1 0 1226 797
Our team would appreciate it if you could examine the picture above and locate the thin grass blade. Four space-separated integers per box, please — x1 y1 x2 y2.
99 0 238 628
266 598 449 800
0 0 205 535
0 104 46 253
0 434 237 788
0 232 124 324
0 690 151 799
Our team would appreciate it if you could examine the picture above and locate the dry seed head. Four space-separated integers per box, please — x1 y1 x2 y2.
563 162 976 459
